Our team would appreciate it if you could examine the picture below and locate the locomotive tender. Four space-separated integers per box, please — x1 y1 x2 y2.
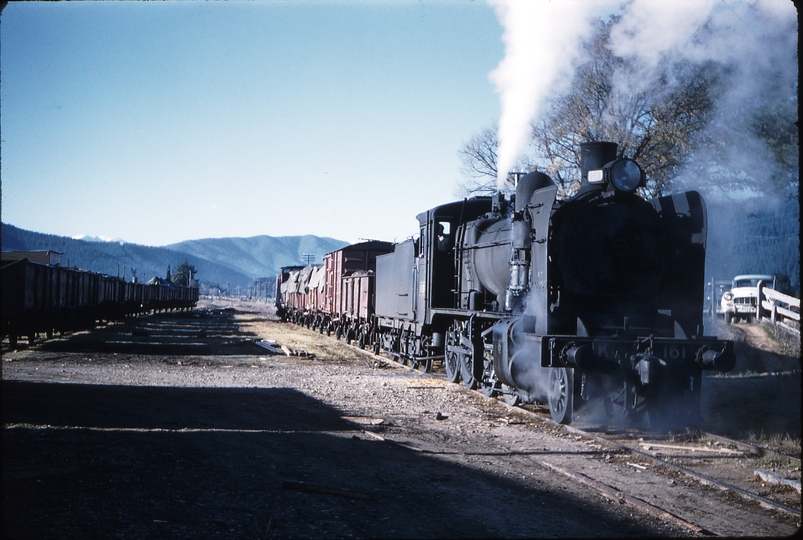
277 141 736 427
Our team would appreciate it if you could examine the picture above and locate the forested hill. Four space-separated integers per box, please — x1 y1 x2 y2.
1 223 348 290
706 199 800 295
166 235 349 281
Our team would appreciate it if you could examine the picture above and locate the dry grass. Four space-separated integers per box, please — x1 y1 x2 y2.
759 321 801 358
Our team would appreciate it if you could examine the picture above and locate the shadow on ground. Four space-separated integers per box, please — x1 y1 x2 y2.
701 333 800 439
702 372 801 439
3 380 664 539
31 309 264 356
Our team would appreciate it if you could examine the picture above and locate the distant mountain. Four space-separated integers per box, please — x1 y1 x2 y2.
166 235 348 280
71 234 127 244
1 223 349 291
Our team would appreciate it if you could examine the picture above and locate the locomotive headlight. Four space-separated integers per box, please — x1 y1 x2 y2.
605 159 645 192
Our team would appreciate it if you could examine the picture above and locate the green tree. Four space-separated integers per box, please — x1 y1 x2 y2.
171 260 198 287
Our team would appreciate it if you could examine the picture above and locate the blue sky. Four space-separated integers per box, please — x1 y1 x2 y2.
1 1 503 246
2 0 797 249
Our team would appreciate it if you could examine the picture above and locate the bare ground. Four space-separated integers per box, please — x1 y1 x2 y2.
702 319 801 443
2 300 800 539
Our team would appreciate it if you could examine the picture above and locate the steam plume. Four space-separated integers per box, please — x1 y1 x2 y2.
488 0 604 191
489 0 797 196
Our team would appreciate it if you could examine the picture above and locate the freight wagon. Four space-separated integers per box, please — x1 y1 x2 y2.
2 258 198 347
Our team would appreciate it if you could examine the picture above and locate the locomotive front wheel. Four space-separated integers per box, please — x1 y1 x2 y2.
481 381 498 398
548 368 574 424
502 384 520 406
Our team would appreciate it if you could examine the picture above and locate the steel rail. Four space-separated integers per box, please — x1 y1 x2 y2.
564 425 802 518
306 326 803 520
700 431 801 465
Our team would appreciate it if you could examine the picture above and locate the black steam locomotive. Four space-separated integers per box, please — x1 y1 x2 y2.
278 141 735 427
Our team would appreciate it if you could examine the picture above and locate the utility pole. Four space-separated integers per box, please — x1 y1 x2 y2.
302 253 316 265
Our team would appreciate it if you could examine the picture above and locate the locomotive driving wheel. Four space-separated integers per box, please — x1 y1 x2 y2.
444 329 461 383
548 367 574 424
452 320 479 390
460 348 477 389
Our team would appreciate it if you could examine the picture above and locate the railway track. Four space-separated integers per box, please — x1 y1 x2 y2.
567 426 801 518
341 339 802 533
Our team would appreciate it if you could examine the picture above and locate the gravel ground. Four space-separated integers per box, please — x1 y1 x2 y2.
2 300 799 538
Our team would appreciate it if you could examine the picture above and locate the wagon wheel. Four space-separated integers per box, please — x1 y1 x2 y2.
502 384 520 406
547 368 574 424
480 372 499 397
416 336 432 373
397 329 409 365
417 357 432 373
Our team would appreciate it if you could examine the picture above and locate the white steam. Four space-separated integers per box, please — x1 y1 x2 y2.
489 0 797 195
488 0 605 191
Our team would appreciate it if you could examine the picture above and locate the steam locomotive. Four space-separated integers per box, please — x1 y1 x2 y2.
277 141 735 427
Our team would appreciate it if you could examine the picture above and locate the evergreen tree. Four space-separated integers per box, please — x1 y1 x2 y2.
171 260 198 287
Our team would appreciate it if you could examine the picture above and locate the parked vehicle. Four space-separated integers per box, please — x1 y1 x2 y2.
720 274 776 324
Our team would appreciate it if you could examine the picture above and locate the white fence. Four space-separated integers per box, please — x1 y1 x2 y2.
758 283 800 336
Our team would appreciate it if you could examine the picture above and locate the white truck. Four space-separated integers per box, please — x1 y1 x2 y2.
720 274 776 324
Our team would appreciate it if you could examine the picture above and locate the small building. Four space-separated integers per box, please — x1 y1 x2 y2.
1 250 63 266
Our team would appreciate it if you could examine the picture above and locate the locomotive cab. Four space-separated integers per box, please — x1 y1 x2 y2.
415 198 494 312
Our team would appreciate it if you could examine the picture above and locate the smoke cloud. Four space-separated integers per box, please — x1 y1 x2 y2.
488 0 605 191
489 0 797 197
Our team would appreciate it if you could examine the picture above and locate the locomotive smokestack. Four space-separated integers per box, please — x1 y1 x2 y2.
580 141 618 186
